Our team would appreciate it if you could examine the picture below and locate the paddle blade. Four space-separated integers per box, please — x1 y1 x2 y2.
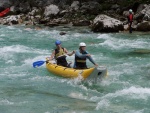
33 61 45 68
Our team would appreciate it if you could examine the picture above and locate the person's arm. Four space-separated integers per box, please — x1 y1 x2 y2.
86 56 98 66
64 48 75 56
49 50 55 60
85 51 98 66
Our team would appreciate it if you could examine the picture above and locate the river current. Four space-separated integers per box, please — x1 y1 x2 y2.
0 25 150 113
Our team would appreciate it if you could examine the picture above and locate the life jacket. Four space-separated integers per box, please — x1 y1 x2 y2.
75 50 87 69
55 47 67 67
55 47 65 59
128 14 133 22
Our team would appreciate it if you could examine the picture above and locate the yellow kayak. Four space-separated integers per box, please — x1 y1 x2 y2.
46 60 107 81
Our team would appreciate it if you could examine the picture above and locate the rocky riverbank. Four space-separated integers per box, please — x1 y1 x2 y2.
0 0 150 32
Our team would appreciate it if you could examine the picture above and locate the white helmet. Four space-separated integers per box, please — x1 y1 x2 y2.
79 42 86 47
129 9 133 12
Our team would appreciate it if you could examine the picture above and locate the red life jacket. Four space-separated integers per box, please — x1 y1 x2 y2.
128 14 133 22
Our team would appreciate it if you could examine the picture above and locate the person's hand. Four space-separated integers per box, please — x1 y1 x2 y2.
49 57 54 61
94 63 98 67
49 58 52 60
86 54 91 57
72 50 75 54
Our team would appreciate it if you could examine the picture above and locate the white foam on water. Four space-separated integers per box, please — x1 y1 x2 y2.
98 36 149 50
95 99 110 110
97 34 111 39
95 86 150 110
24 55 48 66
73 33 82 37
18 29 23 33
127 109 144 113
16 101 29 105
67 79 103 96
24 28 33 31
6 26 15 29
68 92 88 100
0 99 14 105
28 75 68 85
96 100 145 113
2 70 28 78
100 38 129 50
36 29 59 37
29 76 52 81
131 38 150 48
0 45 29 53
100 62 142 88
0 99 29 106
67 75 84 85
35 29 52 36
0 34 5 37
0 38 3 41
35 29 71 42
107 61 139 82
0 45 49 54
0 45 50 65
117 86 150 99
5 60 15 65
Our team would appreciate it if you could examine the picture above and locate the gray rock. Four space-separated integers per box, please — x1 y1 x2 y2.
136 4 146 13
71 1 80 11
91 14 124 32
72 20 90 26
59 32 66 35
137 21 150 31
123 11 129 17
134 4 150 21
28 7 42 16
44 4 60 17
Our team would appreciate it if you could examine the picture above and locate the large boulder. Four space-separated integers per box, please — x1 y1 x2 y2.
136 21 150 31
134 4 150 21
91 14 124 32
44 4 60 17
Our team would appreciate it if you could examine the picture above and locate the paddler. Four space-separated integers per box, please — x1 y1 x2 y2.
49 40 75 67
73 42 98 69
127 9 134 33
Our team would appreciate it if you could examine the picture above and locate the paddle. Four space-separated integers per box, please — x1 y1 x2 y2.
32 54 69 68
33 60 46 68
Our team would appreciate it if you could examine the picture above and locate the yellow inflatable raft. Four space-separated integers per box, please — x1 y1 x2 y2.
46 60 107 82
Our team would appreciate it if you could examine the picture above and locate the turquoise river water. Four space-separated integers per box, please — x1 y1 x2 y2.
0 25 150 113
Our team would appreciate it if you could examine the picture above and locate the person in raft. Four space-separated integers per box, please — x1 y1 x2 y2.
49 40 75 67
73 42 98 69
127 9 134 33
